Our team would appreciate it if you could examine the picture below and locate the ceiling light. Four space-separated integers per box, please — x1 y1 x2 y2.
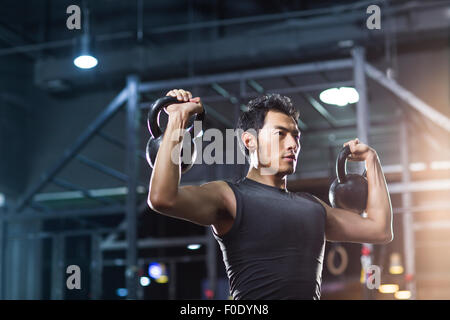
187 244 202 250
73 8 98 69
319 87 359 106
74 55 98 69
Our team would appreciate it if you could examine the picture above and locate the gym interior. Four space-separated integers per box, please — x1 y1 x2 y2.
0 0 449 300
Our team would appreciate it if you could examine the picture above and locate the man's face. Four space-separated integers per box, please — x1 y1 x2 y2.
255 110 301 175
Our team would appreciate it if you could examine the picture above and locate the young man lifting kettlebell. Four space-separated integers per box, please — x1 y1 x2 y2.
148 89 393 300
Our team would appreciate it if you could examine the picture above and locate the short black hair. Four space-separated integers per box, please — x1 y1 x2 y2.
236 93 300 161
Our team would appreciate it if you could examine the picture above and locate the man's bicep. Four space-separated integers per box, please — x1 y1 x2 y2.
312 196 381 243
325 206 386 243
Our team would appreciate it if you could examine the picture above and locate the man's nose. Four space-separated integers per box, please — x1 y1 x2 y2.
286 135 299 152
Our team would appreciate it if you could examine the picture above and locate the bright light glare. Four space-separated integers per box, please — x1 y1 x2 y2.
187 244 202 250
431 161 450 170
74 55 98 69
389 266 404 275
155 275 169 284
319 87 359 106
410 162 426 172
395 290 411 300
378 284 399 294
116 288 128 297
140 276 151 286
148 263 163 279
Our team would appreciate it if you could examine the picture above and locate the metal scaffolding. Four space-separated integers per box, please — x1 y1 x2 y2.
4 46 450 299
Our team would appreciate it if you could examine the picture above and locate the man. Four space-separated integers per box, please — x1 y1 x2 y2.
148 89 393 300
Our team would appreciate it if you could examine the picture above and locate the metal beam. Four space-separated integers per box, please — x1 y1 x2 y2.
414 220 450 231
247 79 264 94
33 1 450 88
211 83 239 105
0 220 5 299
394 202 450 214
52 178 117 206
202 103 234 128
139 59 353 92
352 46 373 300
304 94 339 128
211 83 247 125
124 75 140 300
151 0 383 34
201 80 354 104
29 201 52 213
97 131 147 160
365 63 450 132
103 254 206 267
101 235 208 251
15 88 128 212
50 234 65 300
0 22 40 59
352 47 370 144
76 155 129 182
246 78 313 131
407 107 450 157
0 31 133 57
6 227 120 241
388 179 450 194
400 118 416 299
90 234 103 300
1 206 126 222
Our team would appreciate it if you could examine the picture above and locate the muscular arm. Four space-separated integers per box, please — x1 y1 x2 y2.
315 145 393 244
147 90 228 226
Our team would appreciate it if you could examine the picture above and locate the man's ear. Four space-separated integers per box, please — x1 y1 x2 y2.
242 131 257 152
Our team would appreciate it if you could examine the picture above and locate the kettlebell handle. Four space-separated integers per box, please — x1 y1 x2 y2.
336 145 351 184
147 96 205 139
336 145 367 183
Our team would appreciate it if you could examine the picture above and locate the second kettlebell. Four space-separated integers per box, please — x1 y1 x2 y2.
329 145 368 214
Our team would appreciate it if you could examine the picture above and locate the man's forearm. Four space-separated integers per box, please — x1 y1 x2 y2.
365 151 393 237
148 111 189 205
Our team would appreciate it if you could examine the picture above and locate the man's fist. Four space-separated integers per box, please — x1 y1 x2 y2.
165 89 203 117
343 138 377 161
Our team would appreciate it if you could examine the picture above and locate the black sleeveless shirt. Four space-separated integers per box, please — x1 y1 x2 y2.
211 177 327 300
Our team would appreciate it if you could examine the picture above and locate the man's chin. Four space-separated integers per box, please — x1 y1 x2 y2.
259 163 296 176
276 165 296 176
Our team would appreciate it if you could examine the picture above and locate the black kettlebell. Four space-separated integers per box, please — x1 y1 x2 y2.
329 145 368 214
146 96 205 173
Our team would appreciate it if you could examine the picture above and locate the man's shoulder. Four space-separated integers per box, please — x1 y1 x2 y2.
200 179 230 188
201 180 237 220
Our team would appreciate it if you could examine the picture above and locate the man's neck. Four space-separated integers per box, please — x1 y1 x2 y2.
246 168 287 190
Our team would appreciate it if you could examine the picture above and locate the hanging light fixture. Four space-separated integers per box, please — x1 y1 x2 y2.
73 7 98 69
319 87 359 106
74 34 98 69
389 252 404 275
